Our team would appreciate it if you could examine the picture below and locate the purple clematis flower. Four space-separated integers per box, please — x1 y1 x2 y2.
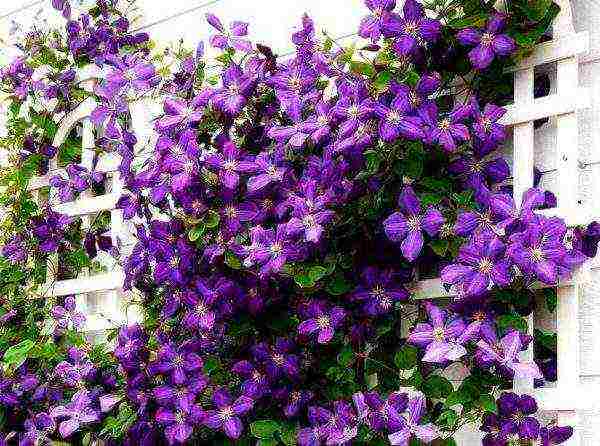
383 186 445 261
155 96 205 133
539 426 574 446
50 390 100 438
359 0 396 42
251 338 300 380
105 54 156 96
21 412 55 446
388 392 438 446
420 101 471 152
206 13 253 53
508 215 584 285
470 98 507 150
1 234 28 264
155 403 205 445
285 180 335 243
203 388 254 439
153 372 208 411
374 93 424 142
457 13 516 70
476 327 542 380
150 342 203 385
407 302 471 363
243 224 298 275
386 0 441 55
51 295 85 334
32 210 74 253
231 360 270 398
350 267 409 316
211 64 255 115
361 391 408 433
298 300 346 344
496 392 540 440
205 141 256 189
247 153 288 193
441 235 512 296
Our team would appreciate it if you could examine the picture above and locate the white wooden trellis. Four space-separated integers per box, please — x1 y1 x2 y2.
409 1 597 443
27 67 132 340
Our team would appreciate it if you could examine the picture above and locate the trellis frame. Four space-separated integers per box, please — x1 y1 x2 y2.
411 1 595 443
27 68 130 336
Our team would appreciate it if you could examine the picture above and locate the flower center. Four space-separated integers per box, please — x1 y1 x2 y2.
481 32 494 46
404 20 419 36
223 159 238 171
184 160 195 174
387 110 401 124
478 258 493 274
316 315 331 329
266 165 279 178
481 116 492 130
432 327 445 341
272 353 285 366
270 242 283 256
175 411 185 423
219 406 234 421
530 248 544 262
252 370 263 381
225 206 237 218
317 115 328 126
473 311 487 322
348 105 360 118
288 76 302 91
471 160 483 173
192 200 204 212
290 391 301 403
409 91 421 107
302 214 316 228
196 302 207 315
438 118 451 131
407 216 421 231
169 256 180 268
228 83 241 95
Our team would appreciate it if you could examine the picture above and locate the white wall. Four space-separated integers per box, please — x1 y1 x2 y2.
2 0 600 444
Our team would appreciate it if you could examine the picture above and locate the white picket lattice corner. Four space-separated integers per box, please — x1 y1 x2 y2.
22 0 597 443
26 66 135 337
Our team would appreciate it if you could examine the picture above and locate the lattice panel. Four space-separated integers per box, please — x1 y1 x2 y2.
411 1 595 443
27 68 133 340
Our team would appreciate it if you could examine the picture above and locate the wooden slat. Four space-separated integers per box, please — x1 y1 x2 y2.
36 270 125 298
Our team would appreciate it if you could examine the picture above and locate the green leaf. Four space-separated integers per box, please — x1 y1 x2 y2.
3 339 35 368
294 273 315 288
308 265 328 283
224 251 242 269
479 394 498 413
374 70 392 91
394 345 418 370
188 225 205 242
337 345 354 367
430 239 449 257
437 409 458 429
204 210 220 228
444 389 470 408
496 314 528 334
423 375 454 399
543 288 557 312
326 273 352 296
448 13 488 29
250 420 280 439
350 61 376 77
